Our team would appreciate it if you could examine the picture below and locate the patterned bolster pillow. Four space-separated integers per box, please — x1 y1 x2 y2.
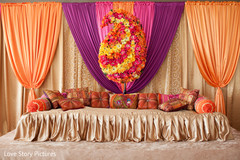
138 93 158 109
58 98 85 111
27 98 52 112
110 94 138 109
194 96 215 113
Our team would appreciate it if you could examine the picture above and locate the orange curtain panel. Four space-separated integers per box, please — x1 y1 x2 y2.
1 2 62 104
113 1 134 14
186 1 240 114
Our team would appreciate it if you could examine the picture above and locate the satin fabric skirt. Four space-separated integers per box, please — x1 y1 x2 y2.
14 107 233 142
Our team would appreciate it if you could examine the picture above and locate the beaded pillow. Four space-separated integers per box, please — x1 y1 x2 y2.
43 90 64 109
27 98 52 112
58 98 85 111
158 98 188 112
91 91 109 108
158 94 180 104
110 94 138 109
138 93 158 109
194 96 215 113
65 88 90 106
178 87 199 110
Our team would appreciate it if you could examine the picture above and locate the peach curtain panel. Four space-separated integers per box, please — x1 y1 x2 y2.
185 1 240 114
1 2 62 104
113 1 134 14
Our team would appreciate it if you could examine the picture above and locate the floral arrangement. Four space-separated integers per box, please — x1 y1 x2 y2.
98 9 147 83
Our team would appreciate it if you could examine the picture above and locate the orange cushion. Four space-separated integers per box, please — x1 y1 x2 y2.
58 98 85 111
138 93 158 109
27 98 52 112
65 88 90 106
158 98 188 112
110 94 138 109
194 96 215 113
43 90 64 109
91 91 109 108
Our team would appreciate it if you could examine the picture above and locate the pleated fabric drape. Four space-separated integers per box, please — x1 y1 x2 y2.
186 1 240 114
1 2 62 104
96 2 113 42
113 1 134 14
62 3 122 93
127 2 184 93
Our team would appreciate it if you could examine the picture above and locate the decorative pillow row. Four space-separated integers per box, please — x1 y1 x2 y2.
27 87 214 113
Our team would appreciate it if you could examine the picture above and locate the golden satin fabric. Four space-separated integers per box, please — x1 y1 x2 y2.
14 107 233 142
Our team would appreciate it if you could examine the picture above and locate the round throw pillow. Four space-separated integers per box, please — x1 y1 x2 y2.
194 96 215 113
27 98 52 112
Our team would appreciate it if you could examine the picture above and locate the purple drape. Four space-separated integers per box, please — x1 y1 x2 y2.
62 3 122 93
62 2 184 94
127 2 185 93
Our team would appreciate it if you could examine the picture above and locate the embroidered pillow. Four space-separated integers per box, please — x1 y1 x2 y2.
178 87 199 110
194 96 215 113
138 93 158 109
110 94 138 109
27 98 52 112
43 90 64 109
158 98 188 112
58 98 85 111
65 88 90 106
91 91 109 108
158 94 180 104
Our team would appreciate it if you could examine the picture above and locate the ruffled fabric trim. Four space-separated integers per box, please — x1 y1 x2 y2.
14 107 233 142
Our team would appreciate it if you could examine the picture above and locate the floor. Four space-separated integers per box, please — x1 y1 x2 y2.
0 128 240 160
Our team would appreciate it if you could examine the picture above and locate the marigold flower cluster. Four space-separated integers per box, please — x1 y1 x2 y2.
98 9 147 83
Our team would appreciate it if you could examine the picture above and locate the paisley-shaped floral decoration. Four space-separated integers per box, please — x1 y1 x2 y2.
98 9 147 83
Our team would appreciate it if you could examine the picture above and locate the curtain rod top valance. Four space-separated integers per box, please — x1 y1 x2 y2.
186 1 240 6
1 2 61 6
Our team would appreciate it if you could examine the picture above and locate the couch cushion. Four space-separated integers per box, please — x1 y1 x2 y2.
58 98 85 111
91 91 109 108
43 90 64 109
158 98 188 112
27 98 52 112
178 87 199 110
65 88 90 106
138 93 158 109
158 93 180 104
194 96 215 113
110 94 138 109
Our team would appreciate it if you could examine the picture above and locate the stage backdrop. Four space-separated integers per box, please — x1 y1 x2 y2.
0 3 240 136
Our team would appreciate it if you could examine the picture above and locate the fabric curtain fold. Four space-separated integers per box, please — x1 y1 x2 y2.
1 2 62 104
96 2 113 42
185 1 240 114
62 3 122 93
113 1 134 14
127 2 185 93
